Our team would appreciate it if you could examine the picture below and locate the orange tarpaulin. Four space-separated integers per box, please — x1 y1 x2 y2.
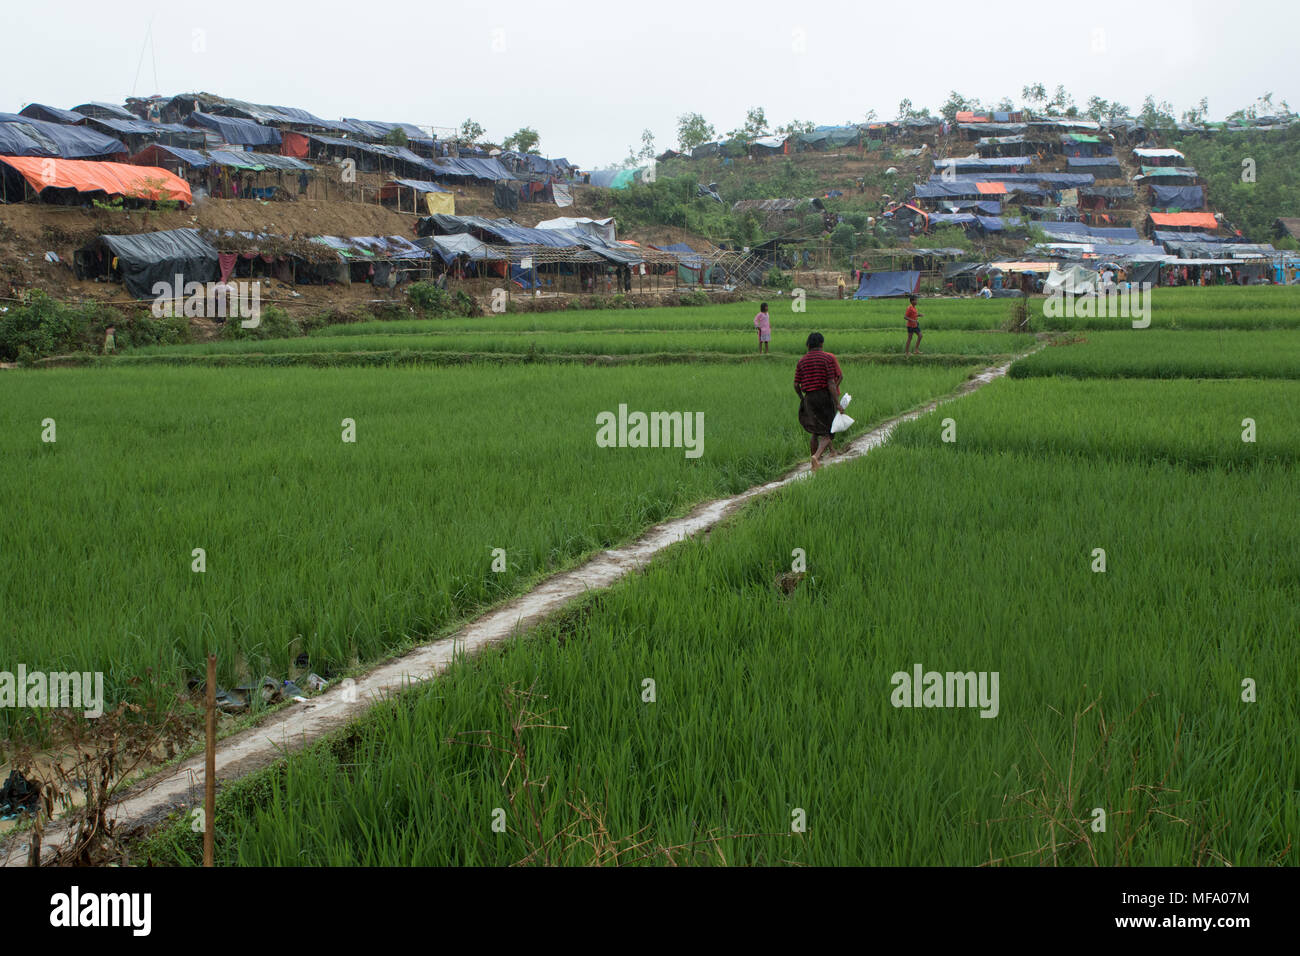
0 156 192 204
1148 211 1217 229
975 182 1007 194
956 111 987 123
281 132 309 159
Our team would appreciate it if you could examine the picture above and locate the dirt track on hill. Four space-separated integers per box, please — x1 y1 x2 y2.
0 348 1037 868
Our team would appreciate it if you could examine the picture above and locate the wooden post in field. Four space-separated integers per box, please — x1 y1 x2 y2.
204 652 216 867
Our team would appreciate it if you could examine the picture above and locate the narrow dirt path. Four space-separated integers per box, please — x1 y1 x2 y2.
1 349 1036 866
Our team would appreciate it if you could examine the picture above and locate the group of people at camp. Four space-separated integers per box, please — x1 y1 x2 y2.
753 295 926 471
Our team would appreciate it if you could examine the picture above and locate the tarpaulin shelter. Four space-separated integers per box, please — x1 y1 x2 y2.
130 143 212 173
186 112 282 147
205 150 311 171
1031 221 1141 242
853 270 920 299
75 227 218 297
493 179 521 211
0 114 125 158
339 118 432 143
305 134 432 177
912 180 986 200
587 168 639 189
1132 147 1184 165
749 135 788 157
936 172 1096 187
535 217 616 242
924 213 978 228
415 232 496 263
1066 157 1121 178
794 127 861 151
428 156 513 183
933 156 1032 173
71 102 136 121
1149 185 1204 210
81 116 204 151
1043 264 1098 295
1077 185 1134 210
17 104 86 124
311 235 430 285
380 179 453 215
939 200 1003 215
943 260 984 292
1153 230 1232 245
1148 212 1217 231
0 156 191 205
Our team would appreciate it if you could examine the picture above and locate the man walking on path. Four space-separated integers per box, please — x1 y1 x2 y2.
794 332 843 471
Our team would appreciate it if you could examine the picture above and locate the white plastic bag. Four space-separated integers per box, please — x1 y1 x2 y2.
831 412 854 434
839 393 852 409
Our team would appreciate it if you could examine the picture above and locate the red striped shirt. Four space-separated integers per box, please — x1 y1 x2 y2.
794 349 842 393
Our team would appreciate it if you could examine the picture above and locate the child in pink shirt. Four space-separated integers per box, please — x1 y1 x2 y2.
754 303 771 354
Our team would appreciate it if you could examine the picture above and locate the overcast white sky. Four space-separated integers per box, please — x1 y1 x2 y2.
4 0 1296 167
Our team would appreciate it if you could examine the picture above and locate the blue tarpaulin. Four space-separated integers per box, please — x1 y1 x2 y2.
1152 229 1232 244
936 172 1096 187
307 134 431 170
388 178 450 193
913 180 986 198
414 233 494 262
924 213 977 226
1150 185 1204 210
428 157 513 182
977 215 1023 232
186 112 282 147
510 263 541 288
0 114 125 158
206 149 312 171
854 270 921 299
933 156 1033 171
1031 222 1141 241
17 104 86 124
132 144 211 168
1029 221 1144 240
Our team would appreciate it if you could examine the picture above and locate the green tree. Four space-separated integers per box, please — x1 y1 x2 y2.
503 127 541 154
382 127 409 147
459 119 484 143
727 107 770 146
1021 83 1047 113
1046 84 1076 116
622 128 657 168
1182 97 1209 125
775 119 815 137
940 91 982 123
676 112 716 151
1139 95 1177 129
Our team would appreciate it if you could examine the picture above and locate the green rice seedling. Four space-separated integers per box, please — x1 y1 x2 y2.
0 361 974 741
145 439 1298 866
124 329 1033 361
891 377 1300 466
1011 330 1300 380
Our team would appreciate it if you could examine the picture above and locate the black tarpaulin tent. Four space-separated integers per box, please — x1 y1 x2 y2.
76 228 219 298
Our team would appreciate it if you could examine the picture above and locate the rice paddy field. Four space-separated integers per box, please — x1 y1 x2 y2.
4 286 1298 867
0 360 974 741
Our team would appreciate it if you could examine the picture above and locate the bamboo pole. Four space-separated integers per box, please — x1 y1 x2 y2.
204 652 216 867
